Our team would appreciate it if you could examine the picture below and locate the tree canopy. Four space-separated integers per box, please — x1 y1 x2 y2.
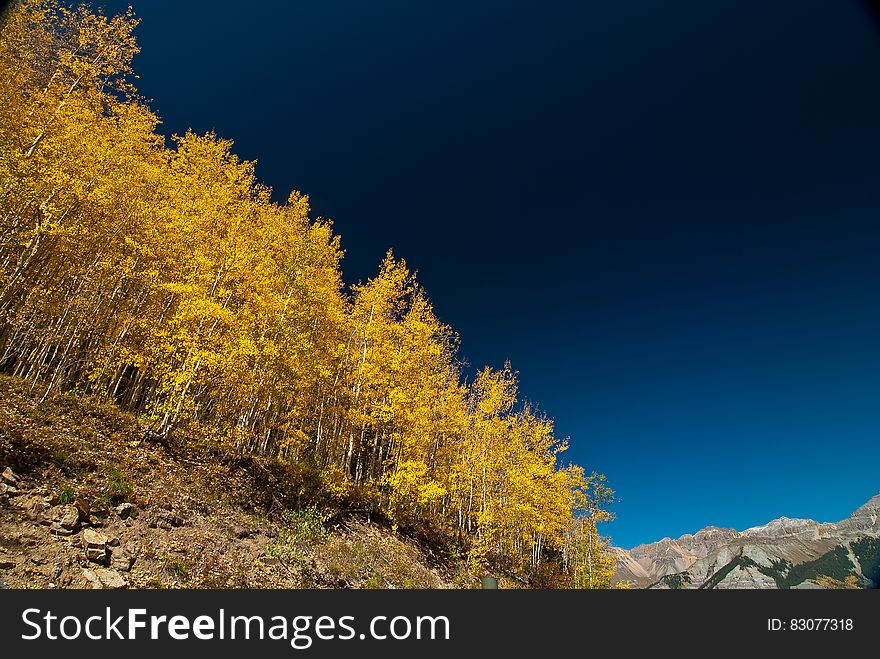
0 0 616 586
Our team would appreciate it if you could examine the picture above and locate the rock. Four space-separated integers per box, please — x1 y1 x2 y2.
106 535 120 547
715 565 778 589
0 483 18 496
94 568 127 589
164 513 184 527
115 502 135 519
110 548 133 572
49 522 76 536
0 559 15 569
145 511 181 528
233 525 254 539
50 564 63 581
81 529 110 565
81 569 103 589
81 528 108 545
236 525 278 539
617 491 880 589
152 512 182 530
31 498 49 516
16 533 38 547
1 467 18 485
58 505 81 530
74 498 90 518
39 509 54 526
11 494 49 520
111 557 133 573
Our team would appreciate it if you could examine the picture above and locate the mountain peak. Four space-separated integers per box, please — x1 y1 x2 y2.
851 492 880 516
614 492 880 589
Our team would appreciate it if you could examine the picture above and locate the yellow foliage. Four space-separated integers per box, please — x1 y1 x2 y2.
0 0 615 584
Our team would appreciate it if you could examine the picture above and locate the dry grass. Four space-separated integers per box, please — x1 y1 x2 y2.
0 375 456 589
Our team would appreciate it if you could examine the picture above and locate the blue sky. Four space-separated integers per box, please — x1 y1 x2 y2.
99 0 880 548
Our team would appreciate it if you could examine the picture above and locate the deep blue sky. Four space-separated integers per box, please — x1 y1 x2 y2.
99 0 880 548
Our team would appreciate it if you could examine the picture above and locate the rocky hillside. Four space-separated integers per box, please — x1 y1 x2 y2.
0 376 470 589
614 495 880 589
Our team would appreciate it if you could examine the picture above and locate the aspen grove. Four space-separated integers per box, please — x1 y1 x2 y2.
0 1 615 585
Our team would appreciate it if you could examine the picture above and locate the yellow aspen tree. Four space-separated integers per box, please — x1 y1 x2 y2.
0 0 615 581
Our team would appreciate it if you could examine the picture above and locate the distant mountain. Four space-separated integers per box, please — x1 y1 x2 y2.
614 493 880 589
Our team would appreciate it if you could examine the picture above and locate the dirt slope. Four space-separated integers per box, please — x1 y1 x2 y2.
0 376 456 589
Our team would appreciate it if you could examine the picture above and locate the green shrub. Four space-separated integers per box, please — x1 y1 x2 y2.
103 465 132 504
58 485 75 505
161 557 189 582
284 505 330 545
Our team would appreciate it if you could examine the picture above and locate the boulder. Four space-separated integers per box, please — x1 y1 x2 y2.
81 528 110 565
94 568 127 589
1 467 18 485
48 505 81 535
10 494 48 520
31 498 49 516
74 498 90 519
110 548 134 572
63 505 81 526
59 505 81 529
81 569 104 589
115 502 135 519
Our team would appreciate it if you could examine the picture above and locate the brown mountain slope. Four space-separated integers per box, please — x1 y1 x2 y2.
613 495 880 589
0 376 460 589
